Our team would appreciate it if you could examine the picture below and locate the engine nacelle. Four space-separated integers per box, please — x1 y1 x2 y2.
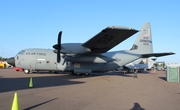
61 43 91 54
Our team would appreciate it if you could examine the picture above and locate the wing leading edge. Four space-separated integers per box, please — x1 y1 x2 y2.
141 52 175 58
83 26 138 53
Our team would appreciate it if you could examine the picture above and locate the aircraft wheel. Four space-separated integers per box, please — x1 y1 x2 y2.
76 73 80 76
54 71 58 74
85 73 91 76
69 72 75 75
69 72 73 75
24 69 30 74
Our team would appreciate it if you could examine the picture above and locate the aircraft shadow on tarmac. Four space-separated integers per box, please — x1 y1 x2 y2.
32 71 150 77
0 75 86 93
0 71 150 93
98 71 151 78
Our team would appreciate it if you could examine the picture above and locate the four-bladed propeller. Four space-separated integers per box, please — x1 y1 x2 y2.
53 31 62 63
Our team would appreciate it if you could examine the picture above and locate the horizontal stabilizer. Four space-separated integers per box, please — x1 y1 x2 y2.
141 52 175 58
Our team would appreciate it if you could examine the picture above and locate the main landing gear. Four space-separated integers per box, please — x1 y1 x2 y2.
69 72 91 76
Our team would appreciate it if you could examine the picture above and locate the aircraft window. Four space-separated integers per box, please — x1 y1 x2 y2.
18 50 25 55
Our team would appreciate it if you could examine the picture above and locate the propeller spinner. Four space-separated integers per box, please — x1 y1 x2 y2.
53 31 62 63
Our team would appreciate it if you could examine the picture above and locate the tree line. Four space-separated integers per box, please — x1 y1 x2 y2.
0 56 8 61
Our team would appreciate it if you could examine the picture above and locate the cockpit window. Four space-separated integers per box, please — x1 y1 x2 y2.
18 50 25 55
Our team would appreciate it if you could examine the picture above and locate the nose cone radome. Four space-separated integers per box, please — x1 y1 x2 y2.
7 57 15 67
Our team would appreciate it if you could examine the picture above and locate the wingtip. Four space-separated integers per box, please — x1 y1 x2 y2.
170 52 175 55
106 26 139 33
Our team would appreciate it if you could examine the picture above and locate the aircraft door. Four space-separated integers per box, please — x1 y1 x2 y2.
15 55 25 68
29 61 35 70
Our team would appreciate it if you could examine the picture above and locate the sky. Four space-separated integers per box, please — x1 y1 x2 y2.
0 0 179 63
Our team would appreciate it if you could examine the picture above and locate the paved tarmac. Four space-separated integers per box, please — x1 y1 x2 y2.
0 69 180 110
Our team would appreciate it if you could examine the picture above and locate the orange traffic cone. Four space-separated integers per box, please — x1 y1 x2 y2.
151 69 155 74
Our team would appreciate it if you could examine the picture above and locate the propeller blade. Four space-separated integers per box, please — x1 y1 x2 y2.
53 31 62 63
57 49 60 63
58 31 62 48
57 31 62 63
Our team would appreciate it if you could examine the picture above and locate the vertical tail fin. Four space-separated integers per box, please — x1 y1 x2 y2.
130 22 153 54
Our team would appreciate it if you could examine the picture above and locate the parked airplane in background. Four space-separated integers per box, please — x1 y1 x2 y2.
118 58 157 73
155 61 166 71
7 23 174 75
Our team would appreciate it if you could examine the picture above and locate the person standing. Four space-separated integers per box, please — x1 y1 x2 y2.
134 67 138 78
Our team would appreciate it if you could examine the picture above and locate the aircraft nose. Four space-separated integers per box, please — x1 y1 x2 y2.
7 57 15 67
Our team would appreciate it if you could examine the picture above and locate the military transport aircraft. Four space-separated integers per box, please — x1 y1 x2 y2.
7 23 174 75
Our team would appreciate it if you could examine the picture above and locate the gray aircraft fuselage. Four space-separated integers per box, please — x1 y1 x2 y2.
15 48 140 73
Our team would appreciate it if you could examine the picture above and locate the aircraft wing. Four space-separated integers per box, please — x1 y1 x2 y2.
82 26 138 53
141 52 175 58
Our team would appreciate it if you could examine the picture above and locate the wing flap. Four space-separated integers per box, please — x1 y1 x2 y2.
83 26 138 53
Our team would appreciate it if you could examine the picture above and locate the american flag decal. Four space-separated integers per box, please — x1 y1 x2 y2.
144 28 150 37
